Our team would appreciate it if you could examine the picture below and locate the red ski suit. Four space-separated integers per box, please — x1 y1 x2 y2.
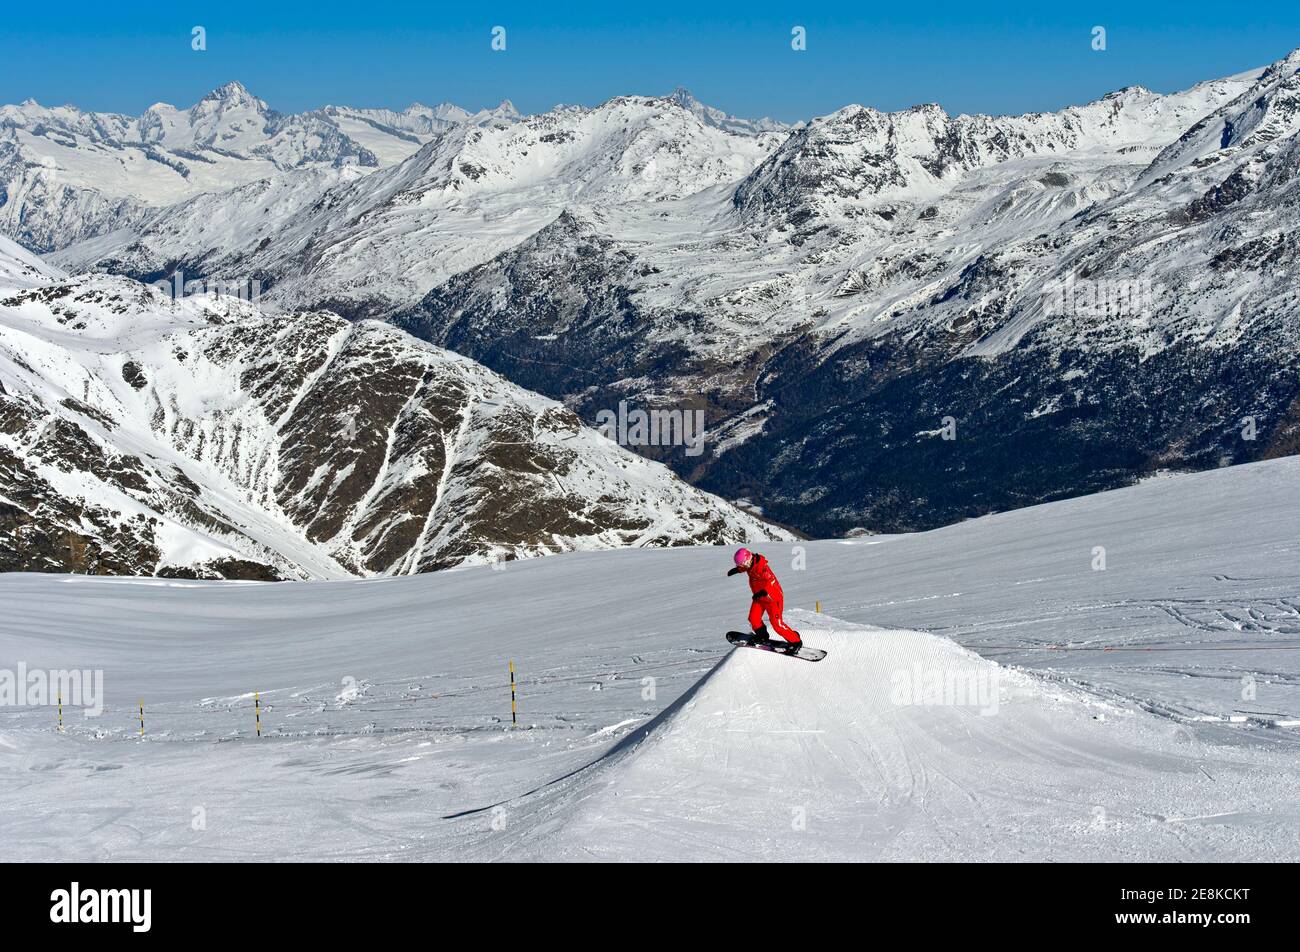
736 554 800 643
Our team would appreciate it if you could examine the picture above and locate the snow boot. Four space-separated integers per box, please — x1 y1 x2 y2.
749 625 771 646
780 639 803 655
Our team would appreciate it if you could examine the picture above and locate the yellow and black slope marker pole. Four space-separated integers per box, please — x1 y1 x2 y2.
57 690 64 732
255 692 262 738
138 700 144 738
509 661 518 727
816 600 821 613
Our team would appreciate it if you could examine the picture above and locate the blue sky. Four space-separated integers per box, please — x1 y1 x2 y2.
3 2 1298 121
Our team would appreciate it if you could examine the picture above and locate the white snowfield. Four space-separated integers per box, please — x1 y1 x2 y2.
1 457 1297 861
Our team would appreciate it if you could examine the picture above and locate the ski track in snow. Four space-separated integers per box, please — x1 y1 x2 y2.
1 457 1298 861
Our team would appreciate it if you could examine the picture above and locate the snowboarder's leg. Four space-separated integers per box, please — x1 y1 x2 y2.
764 594 802 644
747 599 765 633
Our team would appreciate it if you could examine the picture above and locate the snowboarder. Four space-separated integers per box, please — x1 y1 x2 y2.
727 548 802 654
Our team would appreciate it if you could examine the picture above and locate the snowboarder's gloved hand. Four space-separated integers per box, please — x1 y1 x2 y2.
727 567 742 577
752 589 768 601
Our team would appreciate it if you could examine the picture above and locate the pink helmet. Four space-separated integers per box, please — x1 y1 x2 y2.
734 547 752 567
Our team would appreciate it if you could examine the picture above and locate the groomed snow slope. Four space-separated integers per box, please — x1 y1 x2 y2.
479 617 1299 862
1 457 1297 861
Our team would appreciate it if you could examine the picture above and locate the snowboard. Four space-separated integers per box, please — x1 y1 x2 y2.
726 631 827 662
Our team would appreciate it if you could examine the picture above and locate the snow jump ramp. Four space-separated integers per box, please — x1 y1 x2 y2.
457 612 1300 862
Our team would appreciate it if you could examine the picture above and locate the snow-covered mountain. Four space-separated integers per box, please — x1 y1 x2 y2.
316 99 518 165
392 53 1300 533
9 52 1300 538
0 82 518 253
665 86 788 136
47 91 785 317
0 241 788 579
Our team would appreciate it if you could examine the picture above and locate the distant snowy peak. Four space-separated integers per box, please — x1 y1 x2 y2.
40 52 1290 339
427 102 473 123
142 80 269 141
665 87 789 135
0 82 391 252
144 84 385 171
474 99 523 123
732 66 1264 226
1254 44 1300 87
198 80 267 108
1140 47 1300 185
389 92 780 202
324 102 464 134
0 78 758 258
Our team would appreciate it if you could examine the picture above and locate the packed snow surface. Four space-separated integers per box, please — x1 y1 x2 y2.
1 457 1297 861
